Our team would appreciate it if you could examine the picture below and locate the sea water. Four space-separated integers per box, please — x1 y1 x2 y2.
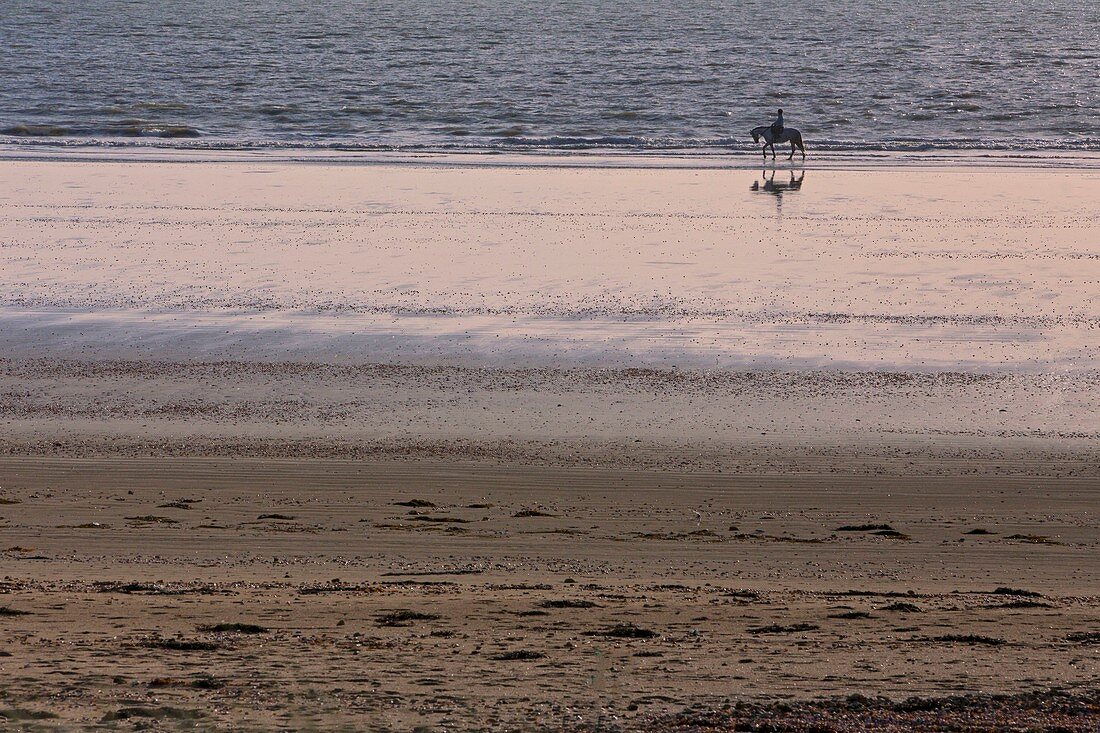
1 0 1097 152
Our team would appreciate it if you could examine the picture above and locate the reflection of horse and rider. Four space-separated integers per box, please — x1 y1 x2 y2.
751 168 805 195
750 108 807 160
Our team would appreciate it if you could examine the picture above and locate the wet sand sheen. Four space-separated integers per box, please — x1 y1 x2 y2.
1 153 1097 371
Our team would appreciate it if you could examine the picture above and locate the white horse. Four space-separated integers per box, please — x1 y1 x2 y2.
750 126 806 160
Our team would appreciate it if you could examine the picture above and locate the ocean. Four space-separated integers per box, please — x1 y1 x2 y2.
1 0 1097 152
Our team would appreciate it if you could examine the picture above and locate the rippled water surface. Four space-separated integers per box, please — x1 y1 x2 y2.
1 0 1097 151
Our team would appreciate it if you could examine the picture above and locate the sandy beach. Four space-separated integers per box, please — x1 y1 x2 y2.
1 152 1098 731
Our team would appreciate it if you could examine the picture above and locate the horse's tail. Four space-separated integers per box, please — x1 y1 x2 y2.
751 129 760 143
794 131 806 154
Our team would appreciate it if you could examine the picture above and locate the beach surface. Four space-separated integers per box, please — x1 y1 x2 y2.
0 152 1097 730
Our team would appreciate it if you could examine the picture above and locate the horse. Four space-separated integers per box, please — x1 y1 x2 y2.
750 126 806 160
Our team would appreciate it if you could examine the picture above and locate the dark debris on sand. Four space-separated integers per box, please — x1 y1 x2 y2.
101 706 204 723
989 586 1044 597
835 523 895 532
140 637 221 652
881 602 922 613
929 634 1006 646
542 599 600 609
612 689 1100 733
375 609 441 627
197 622 268 634
0 709 59 721
747 623 819 635
984 599 1054 609
585 623 658 639
828 610 873 619
93 581 232 596
491 650 544 661
514 509 555 517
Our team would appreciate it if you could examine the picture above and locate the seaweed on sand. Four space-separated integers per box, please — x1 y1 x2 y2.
1005 534 1062 545
0 709 59 721
514 509 555 517
585 623 658 639
881 602 922 613
930 634 1006 646
141 638 220 651
198 622 268 634
747 623 819 634
102 707 204 722
989 586 1043 597
492 650 544 660
641 689 1100 732
984 600 1053 609
835 524 895 532
375 609 441 627
871 529 911 539
124 515 179 524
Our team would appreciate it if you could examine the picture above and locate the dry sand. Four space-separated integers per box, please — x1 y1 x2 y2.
0 151 1097 731
1 459 1097 731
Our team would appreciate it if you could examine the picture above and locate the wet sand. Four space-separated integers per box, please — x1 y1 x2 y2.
2 151 1098 372
0 152 1098 730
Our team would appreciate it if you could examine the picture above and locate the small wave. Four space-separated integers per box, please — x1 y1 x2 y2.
104 121 201 138
339 105 384 116
3 123 200 139
496 135 668 148
1 124 68 137
489 126 526 138
134 102 189 112
256 104 300 118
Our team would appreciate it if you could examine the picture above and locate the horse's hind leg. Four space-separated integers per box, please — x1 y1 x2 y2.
788 141 795 160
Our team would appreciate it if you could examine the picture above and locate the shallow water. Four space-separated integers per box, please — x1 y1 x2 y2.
1 0 1097 151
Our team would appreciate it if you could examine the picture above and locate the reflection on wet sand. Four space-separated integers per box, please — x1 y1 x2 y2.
751 169 805 212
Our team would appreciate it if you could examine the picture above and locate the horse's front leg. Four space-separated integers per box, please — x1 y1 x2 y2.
761 144 767 160
769 142 776 159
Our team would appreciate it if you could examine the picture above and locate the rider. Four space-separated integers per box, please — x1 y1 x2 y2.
770 108 784 138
